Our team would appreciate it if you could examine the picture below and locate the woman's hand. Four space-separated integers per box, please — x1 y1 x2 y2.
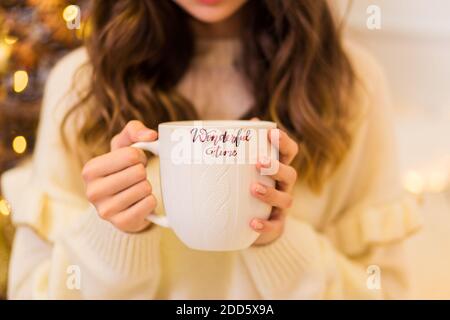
82 120 157 233
250 129 299 246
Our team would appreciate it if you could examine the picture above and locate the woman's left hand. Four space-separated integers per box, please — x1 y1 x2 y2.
250 129 299 246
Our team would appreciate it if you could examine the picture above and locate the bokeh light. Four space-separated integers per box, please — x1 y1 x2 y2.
12 136 27 154
75 21 85 39
13 70 28 93
4 35 18 45
0 199 10 216
403 170 425 195
427 170 449 193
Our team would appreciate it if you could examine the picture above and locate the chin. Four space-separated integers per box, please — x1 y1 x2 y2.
174 0 248 24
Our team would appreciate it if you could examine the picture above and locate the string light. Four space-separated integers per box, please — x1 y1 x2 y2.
0 42 11 72
4 35 18 45
62 5 80 22
427 170 449 193
403 170 425 195
75 22 85 39
75 19 91 39
13 70 29 93
0 198 11 216
403 166 450 195
12 136 27 154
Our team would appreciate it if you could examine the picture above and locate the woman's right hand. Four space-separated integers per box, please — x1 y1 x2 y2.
82 120 158 233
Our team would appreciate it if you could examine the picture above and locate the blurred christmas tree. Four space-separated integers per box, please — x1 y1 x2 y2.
0 0 88 299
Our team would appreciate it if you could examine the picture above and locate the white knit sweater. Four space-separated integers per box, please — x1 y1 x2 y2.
2 39 422 299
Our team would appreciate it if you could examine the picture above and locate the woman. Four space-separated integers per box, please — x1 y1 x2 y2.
3 0 421 299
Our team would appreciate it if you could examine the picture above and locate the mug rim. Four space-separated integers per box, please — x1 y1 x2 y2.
158 120 277 128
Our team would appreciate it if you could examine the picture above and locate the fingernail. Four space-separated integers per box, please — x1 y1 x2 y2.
254 184 267 195
252 220 264 230
138 129 153 139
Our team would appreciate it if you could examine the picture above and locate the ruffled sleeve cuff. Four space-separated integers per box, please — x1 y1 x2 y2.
1 162 162 280
1 162 86 242
240 197 423 299
1 161 89 242
325 197 423 256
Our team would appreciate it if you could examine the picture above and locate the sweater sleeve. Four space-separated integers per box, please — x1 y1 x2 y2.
2 48 162 299
8 214 161 299
240 43 423 299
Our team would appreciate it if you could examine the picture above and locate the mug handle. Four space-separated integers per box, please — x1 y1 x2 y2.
131 141 170 228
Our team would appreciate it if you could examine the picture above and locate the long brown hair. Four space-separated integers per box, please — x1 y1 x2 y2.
62 0 356 191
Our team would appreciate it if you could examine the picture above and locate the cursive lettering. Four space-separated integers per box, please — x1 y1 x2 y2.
191 128 251 147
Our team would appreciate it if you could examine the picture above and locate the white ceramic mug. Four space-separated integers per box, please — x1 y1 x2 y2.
132 120 278 251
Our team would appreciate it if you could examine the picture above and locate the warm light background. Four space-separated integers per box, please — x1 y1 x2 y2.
336 0 450 299
0 0 449 299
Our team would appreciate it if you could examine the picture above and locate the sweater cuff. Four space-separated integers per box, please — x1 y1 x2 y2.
240 216 323 299
61 207 161 280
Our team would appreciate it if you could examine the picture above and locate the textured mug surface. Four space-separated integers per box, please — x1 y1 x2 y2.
138 120 277 251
